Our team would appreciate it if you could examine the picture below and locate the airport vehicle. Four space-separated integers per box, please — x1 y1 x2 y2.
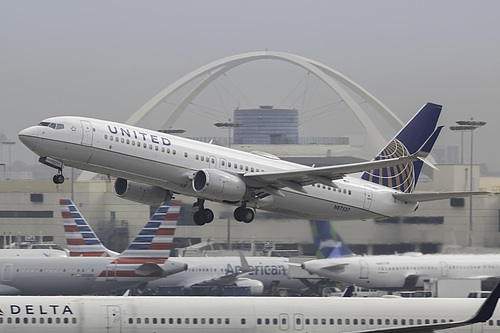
60 199 306 295
302 221 500 290
18 102 484 225
0 201 186 295
0 281 498 332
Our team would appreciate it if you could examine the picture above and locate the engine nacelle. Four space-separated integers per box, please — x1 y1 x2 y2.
193 169 246 202
234 279 265 295
114 178 172 206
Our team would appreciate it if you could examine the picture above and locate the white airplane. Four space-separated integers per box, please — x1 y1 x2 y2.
302 221 500 290
18 102 484 225
0 282 498 332
0 201 186 295
59 199 309 295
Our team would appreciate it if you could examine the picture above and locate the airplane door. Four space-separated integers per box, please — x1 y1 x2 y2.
359 260 369 279
279 313 289 331
440 262 449 278
293 314 303 331
363 186 373 210
2 264 12 281
106 305 121 333
81 120 93 146
105 263 117 281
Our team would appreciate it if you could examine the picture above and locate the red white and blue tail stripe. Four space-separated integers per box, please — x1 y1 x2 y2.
98 200 181 280
60 199 118 257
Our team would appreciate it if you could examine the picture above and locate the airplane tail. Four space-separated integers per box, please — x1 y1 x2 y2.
361 102 442 193
96 200 185 280
59 199 118 257
309 220 355 259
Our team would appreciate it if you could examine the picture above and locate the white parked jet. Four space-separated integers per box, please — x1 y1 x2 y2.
0 201 186 295
302 220 500 290
18 102 484 225
59 199 308 295
0 281 498 332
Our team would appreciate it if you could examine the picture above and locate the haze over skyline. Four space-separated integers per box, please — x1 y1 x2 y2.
2 1 499 173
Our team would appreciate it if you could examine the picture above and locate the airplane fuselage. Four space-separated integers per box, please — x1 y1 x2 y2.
19 117 418 221
0 256 166 295
302 253 500 290
149 256 304 294
0 295 497 332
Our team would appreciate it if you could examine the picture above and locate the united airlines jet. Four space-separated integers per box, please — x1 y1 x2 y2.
0 281 498 332
302 221 500 291
18 102 484 225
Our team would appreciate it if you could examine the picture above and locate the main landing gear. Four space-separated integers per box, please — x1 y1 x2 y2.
233 205 255 223
192 200 256 225
193 199 214 226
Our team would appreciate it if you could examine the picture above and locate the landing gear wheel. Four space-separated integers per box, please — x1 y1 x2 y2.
193 208 214 225
53 174 65 184
234 207 254 223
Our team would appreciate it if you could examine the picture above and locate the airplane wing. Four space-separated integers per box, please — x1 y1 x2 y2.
349 281 500 333
393 191 490 203
244 153 425 195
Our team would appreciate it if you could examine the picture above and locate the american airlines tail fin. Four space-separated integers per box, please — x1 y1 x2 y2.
101 200 185 279
309 220 355 259
361 102 442 193
60 199 119 257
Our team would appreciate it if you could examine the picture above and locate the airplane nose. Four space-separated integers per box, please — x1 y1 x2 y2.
18 126 40 151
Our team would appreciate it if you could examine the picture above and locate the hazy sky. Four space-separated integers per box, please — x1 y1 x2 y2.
2 1 500 171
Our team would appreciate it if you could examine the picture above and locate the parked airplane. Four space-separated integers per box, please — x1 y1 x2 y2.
0 249 67 257
59 199 308 295
302 221 500 291
0 201 186 295
18 102 484 225
59 199 305 295
0 281 498 332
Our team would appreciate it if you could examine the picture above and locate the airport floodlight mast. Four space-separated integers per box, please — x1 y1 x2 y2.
450 120 486 247
214 121 242 148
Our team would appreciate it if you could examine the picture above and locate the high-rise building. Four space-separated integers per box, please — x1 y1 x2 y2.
233 105 298 144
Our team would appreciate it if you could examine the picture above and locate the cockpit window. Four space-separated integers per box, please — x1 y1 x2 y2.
38 122 64 130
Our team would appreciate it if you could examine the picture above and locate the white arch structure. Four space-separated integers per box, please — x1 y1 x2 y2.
126 51 404 155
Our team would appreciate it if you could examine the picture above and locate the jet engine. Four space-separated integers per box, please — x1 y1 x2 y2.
234 278 265 296
114 178 172 206
193 169 246 202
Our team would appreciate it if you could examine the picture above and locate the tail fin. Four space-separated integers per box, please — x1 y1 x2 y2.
116 200 181 264
361 102 442 193
97 200 184 280
59 199 118 257
309 220 355 259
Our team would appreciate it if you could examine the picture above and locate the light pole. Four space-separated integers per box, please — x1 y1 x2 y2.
450 120 486 247
214 121 242 148
1 141 15 173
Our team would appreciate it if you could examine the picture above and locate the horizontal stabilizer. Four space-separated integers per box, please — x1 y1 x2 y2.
393 191 489 203
323 263 349 273
135 263 163 276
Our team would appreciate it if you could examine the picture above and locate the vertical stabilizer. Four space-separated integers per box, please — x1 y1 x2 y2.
60 199 118 257
361 102 442 193
309 220 354 259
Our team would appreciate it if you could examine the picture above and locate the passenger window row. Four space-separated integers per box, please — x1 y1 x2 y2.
0 317 77 324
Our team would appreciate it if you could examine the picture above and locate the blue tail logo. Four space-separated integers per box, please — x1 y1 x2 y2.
310 220 354 259
361 102 442 193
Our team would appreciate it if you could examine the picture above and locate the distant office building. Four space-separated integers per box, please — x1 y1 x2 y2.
233 106 299 144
